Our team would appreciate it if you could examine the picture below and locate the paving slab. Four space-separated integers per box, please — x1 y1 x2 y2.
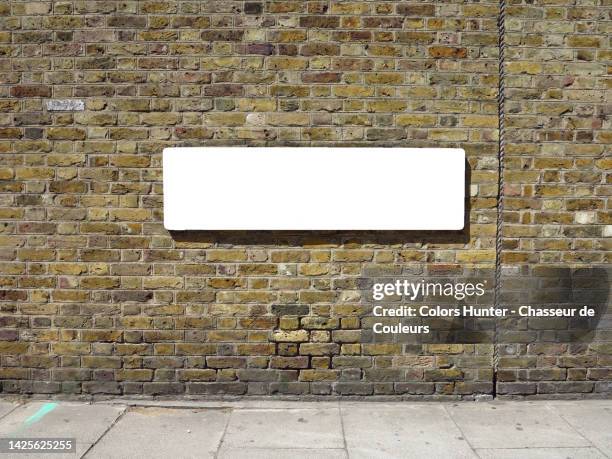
108 399 340 410
342 405 477 458
87 406 229 459
218 447 348 458
549 403 612 457
0 401 18 419
0 399 610 458
224 400 340 410
476 447 607 459
0 401 124 457
222 408 344 449
447 403 590 449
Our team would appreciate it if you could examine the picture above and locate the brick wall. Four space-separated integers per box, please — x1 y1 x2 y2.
0 0 609 398
498 0 611 396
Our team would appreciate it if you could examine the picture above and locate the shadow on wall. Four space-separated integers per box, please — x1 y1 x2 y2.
360 267 610 345
498 266 610 344
167 159 472 246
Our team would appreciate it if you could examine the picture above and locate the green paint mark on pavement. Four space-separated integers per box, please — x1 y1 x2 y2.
24 402 58 426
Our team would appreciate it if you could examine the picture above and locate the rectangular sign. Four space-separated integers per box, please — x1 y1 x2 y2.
163 147 465 231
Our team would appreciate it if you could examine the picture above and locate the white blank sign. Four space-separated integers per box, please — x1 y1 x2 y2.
163 147 465 231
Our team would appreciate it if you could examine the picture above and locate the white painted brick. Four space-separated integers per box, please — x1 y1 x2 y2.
46 99 85 111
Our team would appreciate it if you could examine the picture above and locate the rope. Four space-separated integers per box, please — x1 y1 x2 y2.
493 0 508 397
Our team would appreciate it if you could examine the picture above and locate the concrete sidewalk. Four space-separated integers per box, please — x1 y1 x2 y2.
0 399 611 458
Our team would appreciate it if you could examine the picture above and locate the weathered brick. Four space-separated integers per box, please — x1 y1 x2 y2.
397 5 435 16
11 86 51 98
108 16 147 28
301 43 340 56
47 128 86 140
299 16 340 28
429 47 468 58
396 32 435 44
201 31 244 42
0 0 607 400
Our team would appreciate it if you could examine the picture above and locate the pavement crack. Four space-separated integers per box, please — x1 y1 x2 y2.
338 402 349 457
443 404 480 458
0 402 22 422
545 404 610 459
213 407 233 459
80 405 128 459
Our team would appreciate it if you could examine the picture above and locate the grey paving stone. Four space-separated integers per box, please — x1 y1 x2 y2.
87 406 229 459
0 401 18 419
109 399 339 410
476 447 607 459
447 403 590 449
223 408 344 449
0 401 124 457
342 405 477 458
218 448 348 458
550 403 612 457
0 399 610 459
227 400 340 410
